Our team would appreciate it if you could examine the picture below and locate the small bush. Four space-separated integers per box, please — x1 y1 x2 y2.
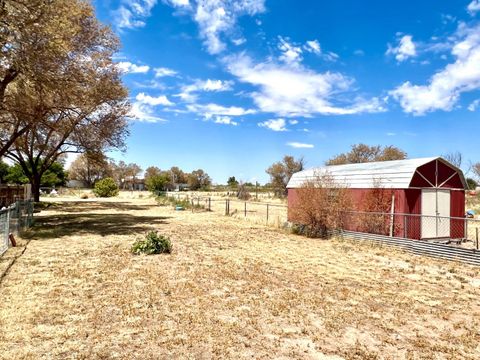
289 173 351 238
93 177 119 198
131 231 172 255
237 183 251 200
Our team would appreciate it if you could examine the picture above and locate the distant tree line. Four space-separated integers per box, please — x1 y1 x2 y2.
144 166 211 192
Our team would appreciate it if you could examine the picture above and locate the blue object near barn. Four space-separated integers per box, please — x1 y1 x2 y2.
175 206 184 211
466 210 475 218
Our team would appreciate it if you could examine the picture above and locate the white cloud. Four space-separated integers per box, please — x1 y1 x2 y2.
468 99 480 111
165 0 266 54
390 24 480 115
113 0 158 30
386 132 396 136
303 39 339 61
386 35 417 62
278 37 303 65
166 0 190 6
203 79 233 91
128 102 167 123
289 119 299 125
187 103 256 118
468 1 480 15
116 61 150 74
286 142 314 149
213 116 238 125
258 119 287 132
232 38 246 46
177 79 233 102
154 67 177 77
304 40 321 54
136 93 174 106
224 53 385 117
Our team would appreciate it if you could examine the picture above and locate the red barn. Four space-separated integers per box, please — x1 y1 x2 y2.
287 157 467 240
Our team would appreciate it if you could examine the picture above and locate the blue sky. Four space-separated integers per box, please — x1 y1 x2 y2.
91 0 480 184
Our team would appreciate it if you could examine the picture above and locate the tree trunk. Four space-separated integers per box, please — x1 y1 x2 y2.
31 173 42 202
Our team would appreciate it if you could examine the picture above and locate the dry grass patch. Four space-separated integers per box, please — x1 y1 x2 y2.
0 197 479 359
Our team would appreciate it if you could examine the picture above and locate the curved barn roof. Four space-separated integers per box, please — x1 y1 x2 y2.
287 157 467 189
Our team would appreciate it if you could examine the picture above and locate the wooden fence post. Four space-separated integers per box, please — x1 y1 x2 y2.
476 227 479 250
244 202 247 217
266 204 269 224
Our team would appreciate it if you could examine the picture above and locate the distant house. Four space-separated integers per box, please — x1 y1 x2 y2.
174 183 189 191
287 157 467 240
123 177 145 191
66 180 87 188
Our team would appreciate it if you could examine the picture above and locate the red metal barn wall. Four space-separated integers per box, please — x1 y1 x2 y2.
288 188 408 235
288 183 465 239
450 190 465 238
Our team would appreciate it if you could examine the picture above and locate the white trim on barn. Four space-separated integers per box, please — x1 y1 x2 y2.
286 157 467 189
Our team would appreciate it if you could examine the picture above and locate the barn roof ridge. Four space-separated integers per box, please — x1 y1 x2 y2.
287 157 466 189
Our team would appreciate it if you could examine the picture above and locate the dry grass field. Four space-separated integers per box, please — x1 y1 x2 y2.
1 195 480 359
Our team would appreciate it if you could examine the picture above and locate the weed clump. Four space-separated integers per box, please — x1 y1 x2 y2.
131 231 172 255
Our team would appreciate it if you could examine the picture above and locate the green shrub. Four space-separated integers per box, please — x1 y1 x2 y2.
131 231 172 255
93 177 119 197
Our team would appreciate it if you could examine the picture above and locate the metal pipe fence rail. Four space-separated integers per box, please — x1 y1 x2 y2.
0 200 34 256
338 211 480 265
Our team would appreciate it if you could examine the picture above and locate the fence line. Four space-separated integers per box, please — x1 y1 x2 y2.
340 231 480 266
0 200 34 256
157 192 480 264
160 191 288 226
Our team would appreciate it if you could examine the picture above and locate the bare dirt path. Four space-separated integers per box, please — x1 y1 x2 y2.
0 196 479 359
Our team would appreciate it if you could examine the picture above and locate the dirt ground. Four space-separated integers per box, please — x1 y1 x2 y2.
0 195 480 359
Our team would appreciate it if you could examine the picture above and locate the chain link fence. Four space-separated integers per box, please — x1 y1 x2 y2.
0 200 34 256
341 211 480 248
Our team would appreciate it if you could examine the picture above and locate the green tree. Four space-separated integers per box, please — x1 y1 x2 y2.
5 161 66 187
4 164 28 184
170 166 187 185
266 155 304 197
227 176 239 188
326 144 407 165
145 166 161 181
188 169 211 190
0 161 9 183
466 177 477 190
146 174 170 192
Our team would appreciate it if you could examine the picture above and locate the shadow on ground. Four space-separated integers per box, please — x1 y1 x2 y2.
39 201 159 213
26 201 170 240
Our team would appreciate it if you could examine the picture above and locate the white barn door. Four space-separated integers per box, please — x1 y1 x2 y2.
421 189 450 239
